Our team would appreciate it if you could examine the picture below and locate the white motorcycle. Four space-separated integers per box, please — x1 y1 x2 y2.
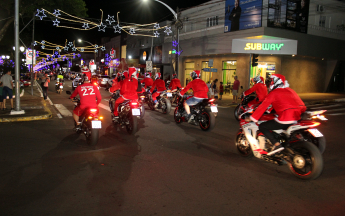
235 111 324 180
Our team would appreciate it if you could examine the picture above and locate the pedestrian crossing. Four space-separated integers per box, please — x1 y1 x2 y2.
308 103 345 116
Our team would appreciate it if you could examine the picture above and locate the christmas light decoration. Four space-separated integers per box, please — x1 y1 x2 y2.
164 26 172 35
129 28 135 35
72 47 77 51
82 23 90 29
172 40 178 47
35 9 47 20
53 19 60 26
154 31 160 37
68 42 73 47
53 9 61 17
64 46 69 51
101 46 106 51
97 22 107 32
41 45 45 49
154 23 160 29
106 15 115 25
113 24 122 33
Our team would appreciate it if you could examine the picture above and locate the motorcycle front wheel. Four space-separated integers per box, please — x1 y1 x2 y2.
199 110 215 131
174 107 182 124
161 98 171 114
235 129 253 157
126 113 138 135
140 104 145 119
287 141 323 180
234 104 242 121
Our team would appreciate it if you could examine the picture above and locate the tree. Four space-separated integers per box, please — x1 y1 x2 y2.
0 0 88 43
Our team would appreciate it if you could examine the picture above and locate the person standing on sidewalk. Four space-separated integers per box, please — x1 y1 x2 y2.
232 76 240 103
219 82 224 100
41 73 50 100
0 70 14 110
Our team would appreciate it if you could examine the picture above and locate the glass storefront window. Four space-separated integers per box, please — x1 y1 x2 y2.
251 62 275 82
185 62 195 85
222 61 237 85
201 61 214 83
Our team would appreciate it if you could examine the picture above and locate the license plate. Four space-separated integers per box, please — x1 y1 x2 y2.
132 109 140 116
308 129 323 137
59 86 63 88
167 93 172 97
210 105 218 113
91 120 102 129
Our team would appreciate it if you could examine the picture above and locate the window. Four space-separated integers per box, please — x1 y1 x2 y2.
201 61 213 83
319 16 326 27
185 62 195 85
207 16 219 27
222 61 237 85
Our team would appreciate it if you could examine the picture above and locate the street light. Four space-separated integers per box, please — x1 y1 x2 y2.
13 46 25 52
6 56 10 59
1 55 5 59
142 0 180 76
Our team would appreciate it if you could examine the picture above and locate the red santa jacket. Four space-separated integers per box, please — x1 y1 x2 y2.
180 78 208 99
169 78 182 90
120 78 138 100
70 83 102 109
141 77 154 88
109 79 121 92
81 69 92 80
150 79 166 93
244 83 268 102
250 88 306 124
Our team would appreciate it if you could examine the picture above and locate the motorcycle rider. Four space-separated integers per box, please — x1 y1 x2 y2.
168 73 182 91
81 65 92 80
109 72 122 93
150 72 166 108
179 70 209 123
141 72 153 90
243 75 268 108
246 74 306 153
113 68 140 121
70 74 102 130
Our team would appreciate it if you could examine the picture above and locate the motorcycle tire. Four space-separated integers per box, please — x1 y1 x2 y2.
234 104 242 121
86 128 99 146
287 141 323 180
140 104 145 119
162 98 171 114
148 101 155 111
126 113 138 135
305 132 326 154
109 99 114 113
74 121 82 134
174 107 182 124
199 109 215 132
235 129 253 157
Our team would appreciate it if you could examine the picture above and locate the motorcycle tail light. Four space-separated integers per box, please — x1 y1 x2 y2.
209 99 215 102
310 122 320 128
99 116 103 120
88 116 93 119
90 108 98 113
131 102 138 106
140 96 145 98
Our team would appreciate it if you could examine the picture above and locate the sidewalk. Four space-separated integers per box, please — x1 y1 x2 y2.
216 92 345 107
0 82 53 122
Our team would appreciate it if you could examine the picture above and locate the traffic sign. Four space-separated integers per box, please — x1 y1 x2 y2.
210 68 217 72
209 59 214 67
203 68 210 72
146 61 152 71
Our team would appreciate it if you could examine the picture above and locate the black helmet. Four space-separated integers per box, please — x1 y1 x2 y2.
82 74 89 82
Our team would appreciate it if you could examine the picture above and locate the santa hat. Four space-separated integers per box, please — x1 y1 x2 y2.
128 67 137 78
193 70 201 78
122 71 129 79
155 72 161 79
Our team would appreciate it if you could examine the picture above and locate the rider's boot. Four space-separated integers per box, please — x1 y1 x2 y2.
187 114 194 123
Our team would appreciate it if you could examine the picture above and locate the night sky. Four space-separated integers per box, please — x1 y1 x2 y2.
33 0 209 46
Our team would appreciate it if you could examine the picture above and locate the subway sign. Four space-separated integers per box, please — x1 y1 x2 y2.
232 36 297 55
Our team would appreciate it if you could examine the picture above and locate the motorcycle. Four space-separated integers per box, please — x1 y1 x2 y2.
72 77 82 91
235 111 324 180
147 90 172 114
234 93 257 121
111 97 141 135
66 91 103 146
110 90 145 120
168 88 181 106
174 95 217 131
55 80 63 94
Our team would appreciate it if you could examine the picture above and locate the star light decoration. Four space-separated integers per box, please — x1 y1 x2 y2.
72 47 77 52
41 40 45 44
97 22 107 32
95 45 98 48
82 23 90 29
154 31 160 37
53 19 60 26
80 48 84 52
33 41 37 46
113 24 122 33
77 54 81 58
68 42 73 47
164 26 172 35
35 9 47 20
95 49 98 53
106 15 115 25
64 46 69 51
53 9 61 17
41 45 45 49
154 23 160 29
129 28 135 35
101 46 106 51
55 51 58 55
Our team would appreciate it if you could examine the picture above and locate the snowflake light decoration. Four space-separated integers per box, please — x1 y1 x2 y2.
154 23 160 29
64 46 69 51
105 53 109 58
97 22 107 32
41 40 45 44
101 46 106 51
41 45 45 49
106 15 115 25
82 23 89 29
58 55 61 58
164 26 172 35
35 9 47 20
77 54 81 58
53 19 60 26
129 28 135 35
95 49 98 53
81 48 84 52
172 40 178 47
33 41 37 46
154 31 160 37
113 24 122 33
68 42 73 47
66 57 69 60
53 9 61 17
55 51 58 55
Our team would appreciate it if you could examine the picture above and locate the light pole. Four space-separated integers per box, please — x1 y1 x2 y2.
142 0 180 76
78 39 97 68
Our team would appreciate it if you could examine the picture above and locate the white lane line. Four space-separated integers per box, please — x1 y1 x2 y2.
104 99 109 101
98 103 111 112
54 104 73 116
47 97 53 105
57 113 63 118
309 104 341 109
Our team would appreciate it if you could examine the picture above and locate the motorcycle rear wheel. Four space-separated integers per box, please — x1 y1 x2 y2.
126 114 138 135
86 128 99 146
174 107 182 124
199 110 215 131
235 129 253 157
287 141 323 180
140 104 145 119
162 98 171 114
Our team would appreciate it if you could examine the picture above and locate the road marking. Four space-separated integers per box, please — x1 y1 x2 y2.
47 97 53 105
104 99 109 101
54 104 73 116
57 113 63 118
98 103 111 112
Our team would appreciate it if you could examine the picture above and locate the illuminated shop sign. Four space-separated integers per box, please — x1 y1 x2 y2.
244 43 284 51
232 36 297 55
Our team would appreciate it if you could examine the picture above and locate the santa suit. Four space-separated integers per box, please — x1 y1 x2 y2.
114 78 138 116
70 83 102 116
250 87 306 124
150 79 166 101
243 82 268 108
180 78 209 99
141 77 154 89
169 78 182 91
110 78 121 93
82 68 92 80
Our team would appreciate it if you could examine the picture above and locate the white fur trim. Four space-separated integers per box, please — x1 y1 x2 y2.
274 118 297 124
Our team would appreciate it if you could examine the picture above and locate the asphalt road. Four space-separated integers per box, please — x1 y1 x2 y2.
1 81 345 216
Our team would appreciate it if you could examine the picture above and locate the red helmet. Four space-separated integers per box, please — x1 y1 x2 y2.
155 72 161 79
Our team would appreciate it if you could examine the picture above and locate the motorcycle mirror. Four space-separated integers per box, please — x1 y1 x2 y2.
66 91 71 95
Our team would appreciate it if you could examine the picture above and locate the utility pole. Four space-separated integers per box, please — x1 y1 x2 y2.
175 7 180 76
31 12 35 95
248 54 252 89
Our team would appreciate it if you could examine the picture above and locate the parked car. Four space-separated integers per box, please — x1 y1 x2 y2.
98 75 109 87
106 74 116 88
